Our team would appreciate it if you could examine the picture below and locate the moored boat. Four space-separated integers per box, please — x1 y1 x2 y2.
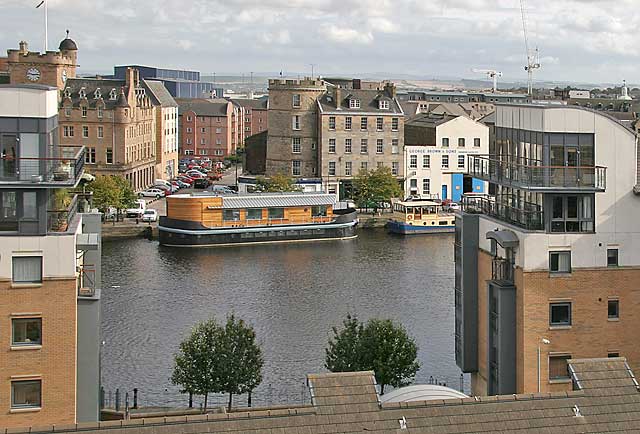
159 192 358 247
387 200 455 234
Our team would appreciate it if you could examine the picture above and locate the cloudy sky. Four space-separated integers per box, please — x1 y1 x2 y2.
0 0 636 84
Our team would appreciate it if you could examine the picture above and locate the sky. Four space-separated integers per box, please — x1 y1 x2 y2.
0 0 637 85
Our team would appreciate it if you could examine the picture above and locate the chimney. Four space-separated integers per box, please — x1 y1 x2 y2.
385 82 397 98
126 68 136 106
335 87 342 109
18 41 28 55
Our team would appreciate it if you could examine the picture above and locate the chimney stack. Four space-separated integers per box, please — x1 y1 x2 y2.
335 86 342 109
18 41 28 55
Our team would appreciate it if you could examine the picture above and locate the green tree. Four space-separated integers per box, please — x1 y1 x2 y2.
353 166 403 210
255 173 299 192
325 315 419 394
87 175 136 216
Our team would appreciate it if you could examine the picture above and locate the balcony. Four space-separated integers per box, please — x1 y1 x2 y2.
467 155 606 192
461 194 544 231
47 194 80 233
492 257 514 284
0 146 86 188
77 264 96 297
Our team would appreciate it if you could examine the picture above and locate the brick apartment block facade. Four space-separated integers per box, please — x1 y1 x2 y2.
232 98 268 138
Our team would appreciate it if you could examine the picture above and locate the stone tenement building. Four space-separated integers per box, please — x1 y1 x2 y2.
145 81 179 180
318 83 404 196
177 98 244 160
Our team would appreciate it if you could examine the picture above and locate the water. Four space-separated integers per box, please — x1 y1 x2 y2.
100 230 463 408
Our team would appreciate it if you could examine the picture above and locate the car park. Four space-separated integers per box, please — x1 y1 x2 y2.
174 179 190 188
139 188 166 199
210 185 236 195
141 209 158 222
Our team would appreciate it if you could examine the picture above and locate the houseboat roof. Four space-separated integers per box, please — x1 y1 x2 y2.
172 192 337 209
396 200 441 207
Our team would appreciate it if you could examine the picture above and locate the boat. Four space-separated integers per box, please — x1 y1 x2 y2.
158 192 358 247
386 200 455 234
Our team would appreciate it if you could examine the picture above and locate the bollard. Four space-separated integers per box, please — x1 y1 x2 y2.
115 388 121 411
99 386 105 409
189 392 193 408
248 390 252 408
125 392 130 420
460 374 464 392
108 390 112 408
133 388 138 409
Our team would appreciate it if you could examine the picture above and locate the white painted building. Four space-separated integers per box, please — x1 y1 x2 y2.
404 114 489 200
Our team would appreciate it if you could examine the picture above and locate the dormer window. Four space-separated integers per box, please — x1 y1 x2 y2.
79 88 86 99
63 89 71 99
94 88 102 99
379 100 389 110
349 98 360 109
109 88 117 100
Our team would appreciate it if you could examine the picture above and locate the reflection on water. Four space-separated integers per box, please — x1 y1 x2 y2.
101 230 463 408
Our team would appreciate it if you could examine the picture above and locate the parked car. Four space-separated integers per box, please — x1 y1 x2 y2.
155 184 175 195
126 199 147 218
171 181 182 189
139 188 166 199
193 178 210 189
210 185 236 195
177 176 194 185
186 170 206 179
174 179 190 188
141 209 158 222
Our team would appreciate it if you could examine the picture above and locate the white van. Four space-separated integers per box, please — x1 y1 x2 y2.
126 199 146 218
154 179 171 188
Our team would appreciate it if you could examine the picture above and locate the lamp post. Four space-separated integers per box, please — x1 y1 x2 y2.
537 338 551 392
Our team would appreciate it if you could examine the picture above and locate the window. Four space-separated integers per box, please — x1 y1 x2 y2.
292 94 301 108
360 139 368 154
377 162 384 168
392 139 399 154
186 127 192 133
474 137 481 147
0 191 18 232
328 139 336 153
201 127 206 133
12 256 42 284
85 147 96 164
344 139 352 153
312 206 327 217
97 126 104 139
442 137 449 147
550 195 594 233
106 148 113 164
186 139 192 145
292 115 301 130
247 209 263 220
345 161 352 176
458 138 465 147
391 118 399 131
63 126 74 137
360 162 368 172
82 106 87 118
21 192 37 220
214 149 224 156
292 137 301 153
199 149 207 155
608 352 620 358
12 318 41 346
329 116 336 130
216 139 222 145
550 303 571 326
216 128 222 134
82 126 89 138
607 248 618 267
64 107 71 117
11 380 41 409
292 160 301 176
391 162 399 175
410 179 418 191
97 107 103 118
442 155 449 169
187 116 192 122
608 299 619 319
410 155 417 169
328 161 336 176
184 149 194 155
549 355 571 380
360 117 368 130
458 155 465 169
268 208 284 219
422 179 430 194
349 98 361 109
550 251 571 273
379 100 389 110
376 117 383 131
423 155 430 168
345 117 352 130
223 209 241 221
200 138 206 145
376 139 383 154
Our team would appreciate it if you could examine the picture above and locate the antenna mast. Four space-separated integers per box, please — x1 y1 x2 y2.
520 0 540 95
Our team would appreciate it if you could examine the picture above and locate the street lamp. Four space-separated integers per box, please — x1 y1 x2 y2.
537 338 551 392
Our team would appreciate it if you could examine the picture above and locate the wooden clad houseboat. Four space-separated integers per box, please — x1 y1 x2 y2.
159 192 358 247
387 200 455 234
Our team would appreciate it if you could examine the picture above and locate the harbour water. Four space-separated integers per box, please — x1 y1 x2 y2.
100 229 464 408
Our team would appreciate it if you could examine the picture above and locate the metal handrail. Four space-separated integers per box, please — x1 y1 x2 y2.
47 194 80 232
461 194 544 231
0 145 85 185
77 265 96 297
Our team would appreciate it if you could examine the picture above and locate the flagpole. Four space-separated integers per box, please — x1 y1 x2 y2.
44 0 48 51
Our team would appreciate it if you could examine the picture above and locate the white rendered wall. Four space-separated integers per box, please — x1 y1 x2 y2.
0 86 58 118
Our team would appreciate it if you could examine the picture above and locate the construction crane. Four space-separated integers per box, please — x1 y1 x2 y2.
472 69 503 93
520 0 540 95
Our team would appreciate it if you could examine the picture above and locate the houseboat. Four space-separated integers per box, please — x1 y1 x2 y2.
158 192 358 247
386 200 455 234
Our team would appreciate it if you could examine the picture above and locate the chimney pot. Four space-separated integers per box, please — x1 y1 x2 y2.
18 41 28 55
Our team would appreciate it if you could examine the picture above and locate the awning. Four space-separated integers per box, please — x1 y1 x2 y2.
76 233 100 251
486 229 519 248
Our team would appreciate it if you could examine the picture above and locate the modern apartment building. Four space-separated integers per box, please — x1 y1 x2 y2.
404 113 488 200
177 99 243 159
146 81 179 179
318 83 404 197
455 104 639 397
231 98 268 138
0 84 101 428
113 65 224 99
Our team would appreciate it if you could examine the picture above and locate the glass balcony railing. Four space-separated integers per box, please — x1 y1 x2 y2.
0 146 86 187
467 155 606 191
47 194 80 233
461 194 545 231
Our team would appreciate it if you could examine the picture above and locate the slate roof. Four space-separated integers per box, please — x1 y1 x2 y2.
406 112 460 128
62 78 128 109
176 98 230 116
144 80 178 107
318 88 403 114
10 359 640 433
230 97 268 110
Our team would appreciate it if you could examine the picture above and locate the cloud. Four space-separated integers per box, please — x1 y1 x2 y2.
322 25 373 45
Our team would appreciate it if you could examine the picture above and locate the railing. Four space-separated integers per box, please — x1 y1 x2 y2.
467 155 606 191
214 216 336 228
47 194 80 233
0 145 85 186
77 265 96 297
461 194 544 231
492 257 514 283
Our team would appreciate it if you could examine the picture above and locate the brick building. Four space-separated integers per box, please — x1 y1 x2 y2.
231 97 268 138
0 85 101 429
145 81 179 179
455 104 640 397
177 99 243 159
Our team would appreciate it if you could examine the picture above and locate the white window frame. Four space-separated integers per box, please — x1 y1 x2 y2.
409 155 417 169
292 160 301 176
423 155 430 168
292 115 301 130
328 161 336 176
292 137 301 153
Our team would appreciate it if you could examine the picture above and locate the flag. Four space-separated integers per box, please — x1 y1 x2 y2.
36 1 45 8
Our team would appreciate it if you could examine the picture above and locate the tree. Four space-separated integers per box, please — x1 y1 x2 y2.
86 175 136 216
353 166 402 210
255 173 299 192
325 315 419 394
171 315 263 412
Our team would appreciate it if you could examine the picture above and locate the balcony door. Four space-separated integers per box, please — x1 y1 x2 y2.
0 134 17 180
565 147 580 186
18 134 40 182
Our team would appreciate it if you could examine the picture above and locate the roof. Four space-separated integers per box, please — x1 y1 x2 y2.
10 359 640 434
173 192 337 209
405 112 460 128
569 357 640 396
318 88 403 114
486 229 519 248
62 78 127 109
380 385 468 403
144 80 178 107
397 200 441 207
176 98 229 116
231 97 268 110
59 37 78 51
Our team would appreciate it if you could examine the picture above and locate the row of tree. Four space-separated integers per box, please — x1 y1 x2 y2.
171 313 419 411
